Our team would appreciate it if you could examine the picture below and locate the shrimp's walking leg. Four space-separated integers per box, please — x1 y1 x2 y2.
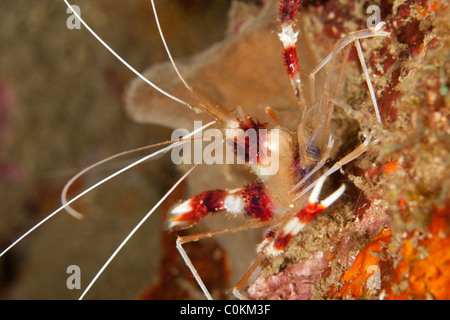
292 132 375 203
298 23 389 169
309 45 351 105
176 220 274 300
169 180 277 299
309 23 389 121
354 38 382 123
233 177 345 299
232 253 265 300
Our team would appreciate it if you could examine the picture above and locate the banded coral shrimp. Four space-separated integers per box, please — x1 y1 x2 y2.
131 0 447 300
123 0 387 300
0 0 386 300
0 0 442 300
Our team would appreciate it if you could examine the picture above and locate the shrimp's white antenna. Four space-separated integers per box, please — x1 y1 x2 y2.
0 141 179 258
150 0 190 90
0 121 216 259
61 135 208 219
79 163 199 300
63 0 189 106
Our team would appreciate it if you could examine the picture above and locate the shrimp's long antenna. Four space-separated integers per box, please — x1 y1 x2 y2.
63 0 189 106
61 136 207 219
79 163 198 300
0 121 216 259
150 0 190 90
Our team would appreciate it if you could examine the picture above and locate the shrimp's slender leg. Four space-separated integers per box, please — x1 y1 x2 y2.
330 98 359 118
176 220 274 300
292 132 375 203
291 135 334 194
309 45 351 105
308 23 390 121
168 179 278 299
231 209 299 300
233 177 346 299
232 253 265 300
354 39 382 123
298 23 388 169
